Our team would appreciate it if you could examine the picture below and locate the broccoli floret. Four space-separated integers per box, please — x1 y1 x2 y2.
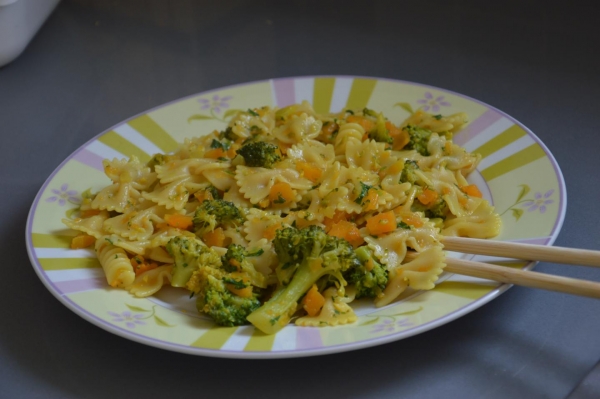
146 153 175 171
193 199 244 235
236 141 282 168
166 236 222 287
400 160 420 185
222 244 267 288
364 108 392 144
187 265 261 326
404 125 433 156
247 225 361 334
346 246 388 299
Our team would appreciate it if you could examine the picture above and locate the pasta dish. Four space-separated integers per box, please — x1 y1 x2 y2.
63 102 501 334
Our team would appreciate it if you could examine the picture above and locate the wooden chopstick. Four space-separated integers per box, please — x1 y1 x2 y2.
405 252 600 299
442 236 600 268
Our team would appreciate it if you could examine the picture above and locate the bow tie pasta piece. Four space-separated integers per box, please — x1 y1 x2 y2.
102 204 169 241
442 200 502 239
235 165 312 208
91 157 157 213
375 245 446 307
272 112 322 144
345 138 397 172
62 210 110 239
401 109 468 134
296 286 358 327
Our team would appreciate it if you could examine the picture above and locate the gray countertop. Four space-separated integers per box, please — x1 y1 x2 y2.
2 1 600 398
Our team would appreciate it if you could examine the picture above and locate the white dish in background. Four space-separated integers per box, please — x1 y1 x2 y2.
0 0 60 67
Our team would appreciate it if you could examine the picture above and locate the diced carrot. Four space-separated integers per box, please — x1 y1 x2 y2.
164 213 193 230
347 115 375 132
323 211 347 232
302 284 326 317
328 220 364 248
204 148 226 159
385 160 405 176
366 211 396 236
363 189 379 212
228 258 241 271
442 186 452 195
70 235 95 249
296 162 322 183
80 209 101 218
226 273 253 298
263 223 283 240
226 145 238 158
417 188 438 205
269 182 295 205
194 190 214 203
399 212 424 228
386 121 410 150
130 255 158 276
461 184 483 198
202 227 225 247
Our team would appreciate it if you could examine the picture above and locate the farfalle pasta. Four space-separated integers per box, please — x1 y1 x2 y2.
63 101 501 334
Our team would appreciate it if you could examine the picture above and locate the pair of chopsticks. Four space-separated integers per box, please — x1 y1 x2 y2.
412 237 600 299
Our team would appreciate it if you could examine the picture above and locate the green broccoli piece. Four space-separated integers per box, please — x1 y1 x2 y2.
222 244 267 288
247 225 361 334
346 246 388 299
411 196 449 220
193 199 244 235
187 265 261 326
403 125 433 156
165 236 222 287
400 160 420 185
236 141 282 168
364 108 392 144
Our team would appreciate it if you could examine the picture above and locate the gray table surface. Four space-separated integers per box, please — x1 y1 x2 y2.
2 1 600 398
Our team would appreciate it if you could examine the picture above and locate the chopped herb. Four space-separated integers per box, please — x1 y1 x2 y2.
210 138 231 150
397 221 411 229
345 109 354 115
223 277 248 290
105 238 114 245
354 182 373 204
273 194 287 204
270 315 281 326
247 248 264 257
433 114 442 120
248 109 259 117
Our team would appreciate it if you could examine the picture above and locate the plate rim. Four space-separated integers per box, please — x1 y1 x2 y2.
25 75 567 359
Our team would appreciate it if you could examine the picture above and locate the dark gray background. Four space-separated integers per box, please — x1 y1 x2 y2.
2 1 600 398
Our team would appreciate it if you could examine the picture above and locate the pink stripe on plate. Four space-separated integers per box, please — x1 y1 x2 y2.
272 79 296 107
55 277 107 295
72 149 104 172
453 109 503 146
295 327 323 350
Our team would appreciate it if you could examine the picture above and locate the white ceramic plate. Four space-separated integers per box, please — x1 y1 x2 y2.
26 76 566 358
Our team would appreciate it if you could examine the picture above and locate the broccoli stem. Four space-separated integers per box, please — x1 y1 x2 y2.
247 259 323 334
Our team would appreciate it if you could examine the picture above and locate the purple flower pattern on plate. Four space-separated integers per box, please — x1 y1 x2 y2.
197 94 232 114
499 185 556 221
417 92 451 112
108 311 146 329
522 190 554 214
46 184 80 206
